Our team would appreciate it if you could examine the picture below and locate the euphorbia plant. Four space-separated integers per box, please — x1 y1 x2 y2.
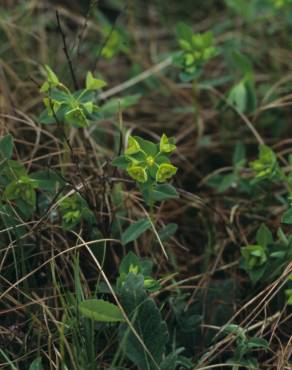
174 22 218 81
39 65 107 174
113 134 178 206
58 193 95 230
39 65 106 127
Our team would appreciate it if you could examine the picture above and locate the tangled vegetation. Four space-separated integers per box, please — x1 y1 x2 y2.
0 1 292 369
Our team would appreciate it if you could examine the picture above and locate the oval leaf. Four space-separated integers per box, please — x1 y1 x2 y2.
79 299 124 322
0 134 13 159
122 218 151 245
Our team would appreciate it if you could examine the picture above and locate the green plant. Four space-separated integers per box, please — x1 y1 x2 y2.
40 65 106 127
29 357 43 370
238 144 292 285
250 145 283 184
94 10 129 59
223 324 269 369
118 273 168 370
59 193 95 230
226 52 257 114
241 224 270 283
175 22 218 80
0 135 38 221
117 251 160 292
241 222 292 285
113 134 178 205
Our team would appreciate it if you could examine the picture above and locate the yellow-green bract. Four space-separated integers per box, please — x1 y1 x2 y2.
127 165 148 183
122 134 177 184
160 134 176 153
125 136 141 155
156 163 178 183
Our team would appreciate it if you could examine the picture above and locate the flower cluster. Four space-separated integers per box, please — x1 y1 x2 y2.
113 134 177 185
59 193 94 229
117 251 160 293
175 22 218 76
40 66 106 127
241 244 267 270
250 145 283 183
4 175 38 206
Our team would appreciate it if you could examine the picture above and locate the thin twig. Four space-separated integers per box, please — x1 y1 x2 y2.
76 0 99 57
56 10 79 90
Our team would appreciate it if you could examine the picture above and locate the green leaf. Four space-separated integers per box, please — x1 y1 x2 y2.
231 51 253 76
250 144 281 182
245 79 257 112
117 252 154 290
0 134 13 160
83 101 93 113
0 160 26 176
79 299 124 322
176 22 193 43
48 89 71 103
282 208 292 224
223 324 245 338
29 357 43 370
249 266 266 284
118 274 169 370
270 251 286 258
256 224 273 248
241 244 267 283
65 107 88 127
247 337 269 350
86 71 107 90
150 184 179 202
160 352 179 370
74 89 95 103
119 251 141 275
158 223 178 242
3 175 38 206
233 141 246 168
228 81 247 113
112 155 131 169
30 170 65 192
160 349 192 370
40 65 60 92
277 227 289 245
134 136 158 156
59 193 94 230
44 65 59 84
217 172 237 193
0 203 26 238
39 104 68 125
121 218 151 245
285 289 292 305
